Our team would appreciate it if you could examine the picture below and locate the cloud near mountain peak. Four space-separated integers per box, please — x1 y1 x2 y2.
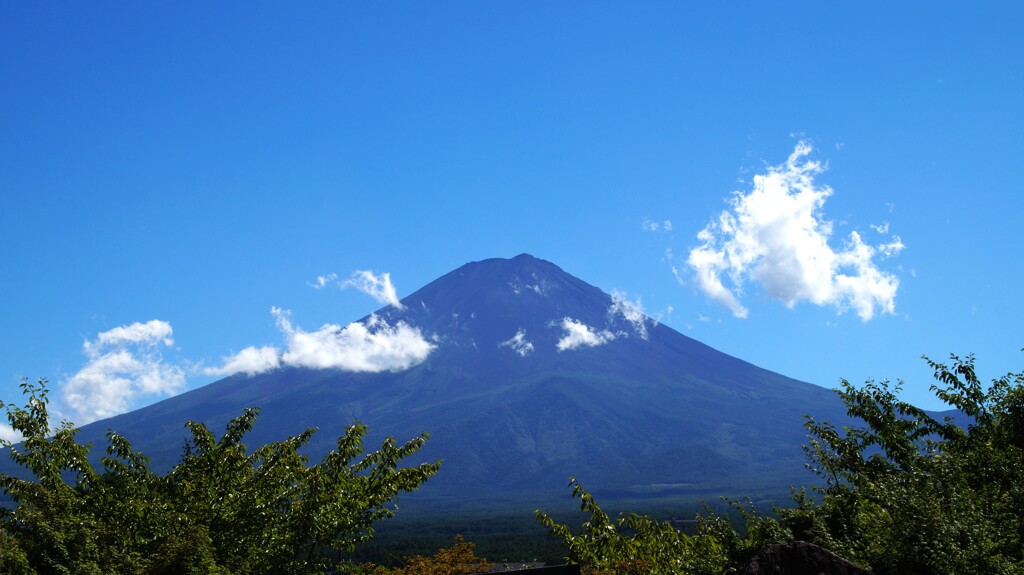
609 290 650 340
274 309 433 372
556 317 617 351
207 308 436 376
499 329 535 357
310 269 405 310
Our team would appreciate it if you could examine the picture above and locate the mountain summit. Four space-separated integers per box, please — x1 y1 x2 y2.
65 254 849 501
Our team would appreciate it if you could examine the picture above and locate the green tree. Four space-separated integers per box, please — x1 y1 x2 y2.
536 478 728 575
538 353 1024 575
777 353 1024 574
0 378 442 575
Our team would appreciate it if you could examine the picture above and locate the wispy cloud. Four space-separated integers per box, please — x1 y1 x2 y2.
309 273 339 289
666 248 687 287
273 308 433 372
62 320 186 424
341 271 404 309
651 305 673 325
311 270 405 309
509 279 548 296
499 329 534 357
870 222 905 259
556 318 616 351
686 142 902 321
642 218 673 232
608 290 650 339
204 345 281 377
878 236 905 259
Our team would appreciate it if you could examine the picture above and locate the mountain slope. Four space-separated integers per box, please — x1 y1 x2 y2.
58 254 853 501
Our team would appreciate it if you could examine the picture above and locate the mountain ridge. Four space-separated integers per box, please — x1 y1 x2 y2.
18 254 859 503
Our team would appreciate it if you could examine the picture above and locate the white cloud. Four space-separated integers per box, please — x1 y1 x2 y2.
652 305 673 324
499 329 534 357
84 319 174 355
870 222 890 234
0 423 21 444
312 269 405 309
272 308 433 372
341 270 404 309
686 141 902 321
204 294 438 378
687 245 749 318
642 219 673 233
204 345 281 377
666 248 687 287
556 318 616 351
609 290 650 339
63 320 185 425
878 235 905 259
310 273 339 289
833 232 900 321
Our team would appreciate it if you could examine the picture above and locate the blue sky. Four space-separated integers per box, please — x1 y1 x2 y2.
2 3 1022 432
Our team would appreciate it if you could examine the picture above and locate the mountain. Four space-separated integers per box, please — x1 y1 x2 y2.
50 254 857 503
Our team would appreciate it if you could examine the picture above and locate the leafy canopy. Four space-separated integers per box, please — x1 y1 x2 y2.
0 378 441 575
356 535 492 575
538 352 1024 575
536 478 728 575
774 353 1024 574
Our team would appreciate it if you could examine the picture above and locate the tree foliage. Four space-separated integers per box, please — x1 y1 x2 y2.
0 378 441 575
772 353 1024 574
696 353 1024 574
356 535 492 575
538 353 1024 575
4 349 1021 575
535 478 728 575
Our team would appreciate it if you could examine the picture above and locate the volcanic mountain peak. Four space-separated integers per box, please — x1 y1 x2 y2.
376 254 649 360
33 253 856 502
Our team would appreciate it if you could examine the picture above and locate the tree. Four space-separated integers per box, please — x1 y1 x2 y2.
0 378 442 575
537 353 1024 575
719 353 1024 575
778 353 1024 574
535 478 728 575
357 535 492 575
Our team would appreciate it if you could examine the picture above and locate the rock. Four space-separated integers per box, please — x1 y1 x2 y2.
740 541 874 575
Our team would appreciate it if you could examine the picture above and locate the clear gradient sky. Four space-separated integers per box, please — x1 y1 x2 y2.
2 3 1022 432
